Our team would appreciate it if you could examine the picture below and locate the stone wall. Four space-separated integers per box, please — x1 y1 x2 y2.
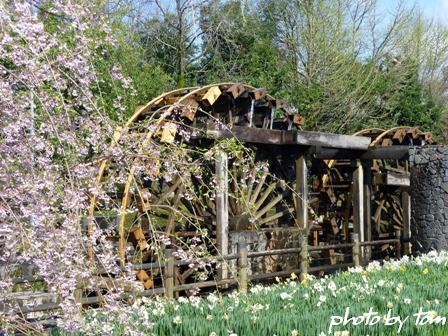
409 145 448 253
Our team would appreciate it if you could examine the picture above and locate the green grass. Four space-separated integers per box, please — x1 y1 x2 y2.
56 252 448 336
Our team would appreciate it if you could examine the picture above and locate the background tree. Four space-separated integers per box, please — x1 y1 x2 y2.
137 0 206 87
106 0 448 135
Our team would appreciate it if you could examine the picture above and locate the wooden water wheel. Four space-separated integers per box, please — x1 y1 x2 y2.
316 126 432 258
87 83 303 288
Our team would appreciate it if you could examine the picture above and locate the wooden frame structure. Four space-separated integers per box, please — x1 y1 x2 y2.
86 83 429 290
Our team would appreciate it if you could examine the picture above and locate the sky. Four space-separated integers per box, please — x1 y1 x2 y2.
378 0 448 22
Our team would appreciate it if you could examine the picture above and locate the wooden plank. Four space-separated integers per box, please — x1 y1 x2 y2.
160 122 177 143
421 132 433 142
292 114 304 126
226 84 245 99
215 151 229 280
330 217 339 235
202 86 222 105
374 172 410 187
136 269 150 282
382 138 393 146
250 88 267 100
276 100 289 110
180 98 199 121
407 127 419 139
131 228 149 251
313 230 319 246
392 129 407 143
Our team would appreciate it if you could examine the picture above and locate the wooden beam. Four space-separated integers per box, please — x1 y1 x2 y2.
295 156 308 233
313 146 409 160
373 172 410 187
402 191 411 255
352 160 364 258
204 126 371 149
205 126 295 145
296 131 370 150
215 151 229 280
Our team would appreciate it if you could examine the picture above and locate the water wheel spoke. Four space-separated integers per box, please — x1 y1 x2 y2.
192 200 206 218
392 215 402 228
207 199 216 216
254 194 283 220
154 177 182 206
165 185 185 235
249 170 269 204
389 195 403 220
149 206 171 217
245 166 257 198
181 267 196 283
253 182 277 212
258 207 294 226
228 192 238 218
230 165 241 214
374 199 385 231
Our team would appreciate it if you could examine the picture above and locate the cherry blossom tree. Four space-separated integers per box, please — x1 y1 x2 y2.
0 1 154 333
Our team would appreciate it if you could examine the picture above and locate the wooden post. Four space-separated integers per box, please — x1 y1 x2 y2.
296 155 308 282
295 155 308 231
299 236 308 282
119 170 135 268
352 160 364 260
215 151 229 280
269 106 275 129
74 280 83 307
237 241 248 294
248 99 255 127
164 249 174 299
395 230 402 259
174 264 179 299
363 160 372 261
352 233 360 267
343 191 352 243
402 191 411 255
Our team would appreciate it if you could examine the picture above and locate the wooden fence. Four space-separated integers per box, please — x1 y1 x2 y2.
2 232 402 318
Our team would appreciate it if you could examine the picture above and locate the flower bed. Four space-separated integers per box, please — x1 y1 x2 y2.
57 251 448 336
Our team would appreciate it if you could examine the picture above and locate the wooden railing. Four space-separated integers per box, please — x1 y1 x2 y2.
2 232 402 316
